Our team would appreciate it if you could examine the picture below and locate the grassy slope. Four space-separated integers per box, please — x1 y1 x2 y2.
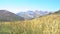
0 14 60 34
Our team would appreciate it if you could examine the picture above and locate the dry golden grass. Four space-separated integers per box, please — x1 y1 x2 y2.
0 14 60 34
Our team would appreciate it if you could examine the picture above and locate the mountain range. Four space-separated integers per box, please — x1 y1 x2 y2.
16 10 51 19
0 10 54 21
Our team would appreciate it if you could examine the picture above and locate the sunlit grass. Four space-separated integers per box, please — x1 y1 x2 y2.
0 14 60 34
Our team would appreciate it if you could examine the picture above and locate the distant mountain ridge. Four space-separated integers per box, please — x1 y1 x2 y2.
0 10 60 21
16 10 50 20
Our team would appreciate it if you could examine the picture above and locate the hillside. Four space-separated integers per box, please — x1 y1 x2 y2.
0 10 60 34
0 10 24 21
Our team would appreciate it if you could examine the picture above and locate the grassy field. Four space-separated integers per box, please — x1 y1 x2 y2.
0 14 60 34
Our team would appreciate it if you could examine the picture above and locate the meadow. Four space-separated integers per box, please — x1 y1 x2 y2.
0 14 60 34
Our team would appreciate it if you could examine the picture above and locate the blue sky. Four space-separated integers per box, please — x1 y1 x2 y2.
0 0 60 13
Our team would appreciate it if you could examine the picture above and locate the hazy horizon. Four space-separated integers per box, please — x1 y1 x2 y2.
0 0 60 13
